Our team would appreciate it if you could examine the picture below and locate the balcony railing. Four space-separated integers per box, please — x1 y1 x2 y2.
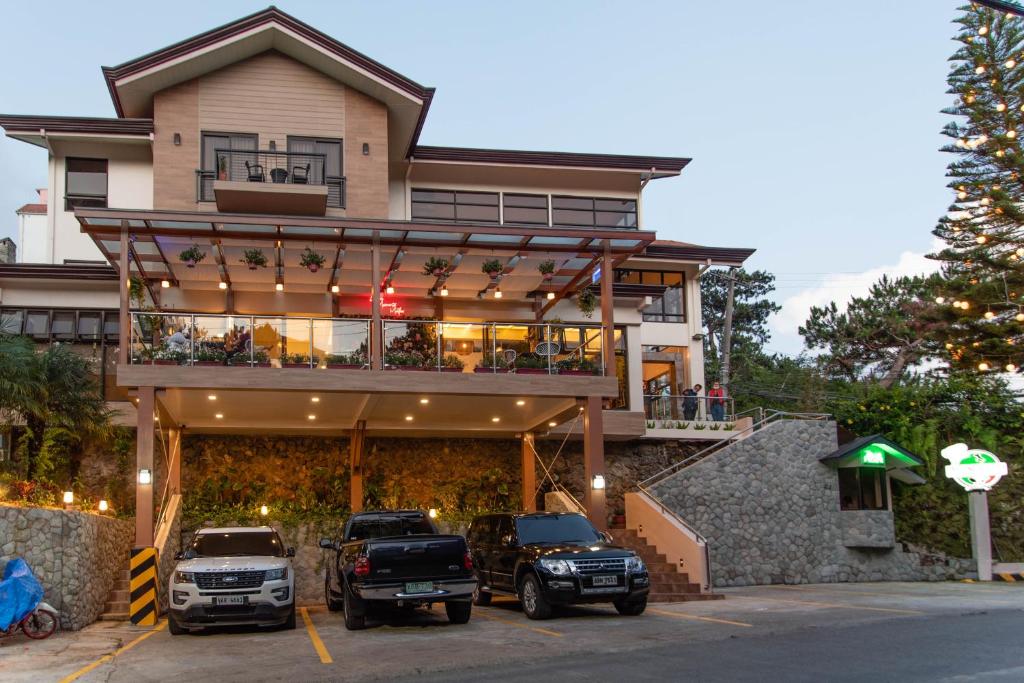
644 394 735 425
196 148 345 207
129 312 606 375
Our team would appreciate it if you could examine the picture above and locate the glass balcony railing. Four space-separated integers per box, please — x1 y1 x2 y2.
129 312 606 375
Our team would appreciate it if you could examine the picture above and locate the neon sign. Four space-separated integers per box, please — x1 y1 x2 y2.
941 443 1008 492
861 451 885 466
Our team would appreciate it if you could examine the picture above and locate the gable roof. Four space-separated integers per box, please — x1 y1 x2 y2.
820 434 925 467
101 6 434 160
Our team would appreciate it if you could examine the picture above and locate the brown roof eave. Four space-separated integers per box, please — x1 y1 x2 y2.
410 146 690 174
0 263 118 281
640 245 756 266
0 114 154 136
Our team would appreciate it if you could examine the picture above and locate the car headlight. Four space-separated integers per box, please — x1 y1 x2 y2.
538 558 572 576
174 571 195 584
625 556 646 573
265 567 288 581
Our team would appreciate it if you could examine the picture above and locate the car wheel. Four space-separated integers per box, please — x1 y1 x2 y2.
613 596 647 616
518 574 552 620
282 602 297 629
343 583 366 631
445 600 472 624
325 574 343 612
472 582 492 606
168 616 187 636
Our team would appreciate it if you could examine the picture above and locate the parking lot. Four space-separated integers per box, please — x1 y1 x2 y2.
2 582 1023 682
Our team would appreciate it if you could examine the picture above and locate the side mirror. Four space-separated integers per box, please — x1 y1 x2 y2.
318 538 335 551
286 547 296 557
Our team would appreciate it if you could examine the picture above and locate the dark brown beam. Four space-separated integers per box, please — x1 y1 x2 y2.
537 255 601 319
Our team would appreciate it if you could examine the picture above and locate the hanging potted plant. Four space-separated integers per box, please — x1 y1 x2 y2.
538 260 556 281
240 248 268 270
217 154 228 181
576 287 597 318
178 244 206 268
482 259 503 279
422 257 449 277
299 247 326 273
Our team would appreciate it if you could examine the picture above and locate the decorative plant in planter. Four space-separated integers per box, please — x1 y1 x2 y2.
194 346 227 366
556 356 598 375
153 347 187 365
281 353 317 367
514 354 548 374
385 350 427 369
299 247 326 273
325 351 367 368
693 423 707 430
709 423 722 431
178 244 206 268
481 259 503 279
646 420 655 429
538 260 556 280
128 276 146 307
474 351 507 373
723 423 736 431
217 154 228 181
422 257 449 277
227 349 270 366
576 287 597 318
131 347 155 365
240 248 268 270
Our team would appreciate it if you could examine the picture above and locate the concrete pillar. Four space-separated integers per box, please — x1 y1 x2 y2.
522 433 537 512
135 386 155 547
969 491 993 581
601 246 615 379
582 396 607 531
349 421 366 513
119 227 130 365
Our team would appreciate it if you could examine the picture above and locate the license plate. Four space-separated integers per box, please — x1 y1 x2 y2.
213 595 245 605
404 581 434 594
592 575 618 587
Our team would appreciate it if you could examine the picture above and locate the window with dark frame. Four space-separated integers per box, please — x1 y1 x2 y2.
615 269 686 322
502 193 549 225
411 189 500 224
287 136 344 207
552 195 637 229
838 467 889 511
65 158 108 210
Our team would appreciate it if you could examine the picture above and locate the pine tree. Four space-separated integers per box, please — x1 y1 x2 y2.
932 3 1024 374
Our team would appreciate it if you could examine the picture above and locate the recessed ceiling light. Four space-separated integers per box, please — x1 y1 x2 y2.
405 415 414 421
548 421 557 427
308 414 316 420
491 417 501 423
215 413 223 419
311 397 320 403
419 398 429 404
516 400 525 406
207 394 217 401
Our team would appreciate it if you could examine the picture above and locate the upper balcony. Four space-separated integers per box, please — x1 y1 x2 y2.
196 149 345 215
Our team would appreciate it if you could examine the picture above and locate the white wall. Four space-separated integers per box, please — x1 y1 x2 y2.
0 280 119 308
17 212 48 263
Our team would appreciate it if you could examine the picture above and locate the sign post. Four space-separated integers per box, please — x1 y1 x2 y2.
941 443 1008 581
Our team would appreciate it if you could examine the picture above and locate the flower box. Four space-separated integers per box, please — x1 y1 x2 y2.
440 367 463 373
388 365 432 371
514 368 549 375
326 364 363 370
194 360 224 367
283 362 313 369
153 359 178 366
559 369 599 376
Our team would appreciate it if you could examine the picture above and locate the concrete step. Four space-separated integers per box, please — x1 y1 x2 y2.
97 612 130 622
637 552 668 564
648 592 724 603
649 581 703 594
105 601 129 613
119 569 131 581
645 563 683 576
108 589 130 602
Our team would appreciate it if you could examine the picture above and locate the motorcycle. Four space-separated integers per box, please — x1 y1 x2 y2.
0 602 59 640
0 557 59 641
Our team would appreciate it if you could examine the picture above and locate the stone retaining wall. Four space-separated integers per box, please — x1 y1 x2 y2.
0 504 133 630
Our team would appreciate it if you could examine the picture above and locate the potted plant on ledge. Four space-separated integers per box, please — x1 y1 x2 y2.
194 346 227 367
427 353 465 372
299 247 326 273
514 354 549 374
241 248 268 271
178 244 206 268
538 260 556 281
385 350 428 370
423 257 449 277
153 347 187 366
281 353 317 368
325 351 367 369
482 259 503 280
217 154 228 181
556 356 599 376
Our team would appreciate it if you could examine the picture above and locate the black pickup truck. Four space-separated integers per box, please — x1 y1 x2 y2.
319 510 476 630
467 512 650 619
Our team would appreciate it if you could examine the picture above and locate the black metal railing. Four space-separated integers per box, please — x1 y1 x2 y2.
196 148 345 207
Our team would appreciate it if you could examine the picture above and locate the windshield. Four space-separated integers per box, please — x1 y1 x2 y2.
189 531 284 557
515 515 602 545
347 516 435 541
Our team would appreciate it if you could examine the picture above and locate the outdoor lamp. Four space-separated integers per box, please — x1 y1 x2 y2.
161 280 170 288
386 284 395 295
428 508 438 519
546 291 555 300
260 505 269 517
138 468 152 485
592 474 606 490
219 281 228 290
63 490 74 505
331 285 340 294
440 284 449 297
275 283 284 292
98 500 109 513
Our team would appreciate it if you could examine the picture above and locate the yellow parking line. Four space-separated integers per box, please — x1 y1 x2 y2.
300 607 333 664
730 594 924 615
647 607 752 627
777 584 1020 605
59 619 167 683
475 609 563 637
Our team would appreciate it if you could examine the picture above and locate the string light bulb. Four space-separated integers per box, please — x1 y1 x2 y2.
978 361 990 371
979 26 989 36
985 310 996 319
935 296 946 304
1017 312 1024 322
976 65 987 74
958 191 968 200
1008 363 1018 372
977 235 988 244
997 102 1008 112
981 197 991 205
961 301 971 310
1010 130 1018 139
1007 59 1017 68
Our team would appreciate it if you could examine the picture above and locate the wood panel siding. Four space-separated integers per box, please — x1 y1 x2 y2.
343 88 389 218
153 79 199 210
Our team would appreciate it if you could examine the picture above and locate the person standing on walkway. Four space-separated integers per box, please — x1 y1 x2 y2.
682 384 700 421
708 381 726 421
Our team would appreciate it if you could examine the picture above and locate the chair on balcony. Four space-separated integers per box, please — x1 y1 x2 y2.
292 164 310 185
244 161 266 183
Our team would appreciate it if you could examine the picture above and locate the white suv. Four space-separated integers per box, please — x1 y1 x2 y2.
168 526 296 634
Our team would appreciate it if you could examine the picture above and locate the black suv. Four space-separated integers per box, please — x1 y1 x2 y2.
466 512 649 619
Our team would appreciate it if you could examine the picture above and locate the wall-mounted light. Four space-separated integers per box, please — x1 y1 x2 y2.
548 421 557 427
138 469 152 485
275 283 284 292
546 291 555 300
98 499 109 513
428 508 438 519
362 143 370 156
494 288 503 299
173 133 181 146
592 474 606 490
63 490 74 506
385 284 395 295
269 140 276 152
260 505 269 516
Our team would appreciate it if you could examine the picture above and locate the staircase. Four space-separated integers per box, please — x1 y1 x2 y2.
97 567 131 621
610 528 722 602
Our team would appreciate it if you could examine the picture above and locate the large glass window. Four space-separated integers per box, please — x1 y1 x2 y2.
502 193 549 225
411 189 500 223
615 269 685 322
552 196 637 229
287 136 344 207
65 158 108 210
838 467 889 511
201 132 258 173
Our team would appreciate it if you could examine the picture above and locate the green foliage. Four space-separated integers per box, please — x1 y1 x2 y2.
299 247 326 270
538 260 556 276
576 288 597 318
240 248 268 268
481 259 503 276
178 244 206 265
422 257 449 276
701 269 782 381
325 351 367 366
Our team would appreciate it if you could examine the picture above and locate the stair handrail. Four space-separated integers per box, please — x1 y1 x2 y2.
637 409 832 489
632 485 713 591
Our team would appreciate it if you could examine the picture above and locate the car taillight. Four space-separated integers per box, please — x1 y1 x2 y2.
354 555 371 577
463 551 474 570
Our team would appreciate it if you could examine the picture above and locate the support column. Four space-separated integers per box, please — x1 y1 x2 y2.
135 386 155 547
349 420 366 513
119 226 130 365
581 396 607 531
969 491 993 581
168 426 181 497
521 433 537 512
370 233 382 370
601 245 615 379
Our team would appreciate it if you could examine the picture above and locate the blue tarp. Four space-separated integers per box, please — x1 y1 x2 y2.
0 558 44 631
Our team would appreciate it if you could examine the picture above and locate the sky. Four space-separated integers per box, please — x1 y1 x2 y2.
0 0 963 354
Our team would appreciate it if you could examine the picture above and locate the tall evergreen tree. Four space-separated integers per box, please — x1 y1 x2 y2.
932 4 1024 374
